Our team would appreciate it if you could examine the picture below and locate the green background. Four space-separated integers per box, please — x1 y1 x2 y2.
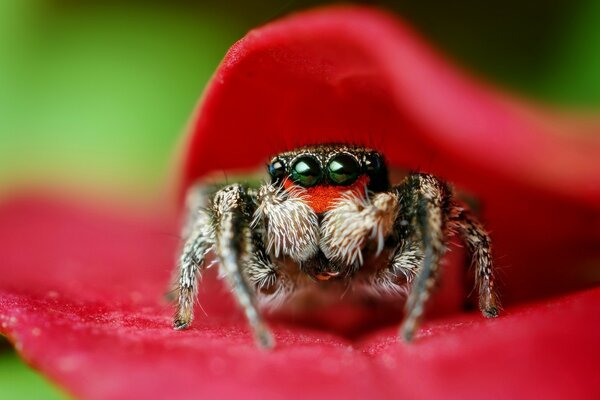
1 0 599 398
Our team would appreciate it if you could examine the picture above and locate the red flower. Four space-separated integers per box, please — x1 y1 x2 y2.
1 6 599 399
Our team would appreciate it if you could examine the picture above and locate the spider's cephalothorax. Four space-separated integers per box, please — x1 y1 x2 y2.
173 143 499 348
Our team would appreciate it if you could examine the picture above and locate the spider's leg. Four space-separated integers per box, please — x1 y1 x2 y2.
397 173 451 341
213 184 274 348
173 183 216 330
389 238 424 284
450 205 500 318
367 237 424 297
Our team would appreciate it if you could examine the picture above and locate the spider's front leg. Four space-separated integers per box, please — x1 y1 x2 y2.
397 173 499 341
174 183 274 348
212 184 274 348
396 173 450 341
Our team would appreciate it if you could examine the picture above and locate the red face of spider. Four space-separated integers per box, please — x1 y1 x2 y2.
268 144 390 214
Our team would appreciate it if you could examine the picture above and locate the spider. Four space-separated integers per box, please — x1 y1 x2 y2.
173 143 499 348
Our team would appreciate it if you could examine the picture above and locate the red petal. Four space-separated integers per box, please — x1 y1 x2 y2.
1 6 599 399
179 6 600 304
0 197 598 399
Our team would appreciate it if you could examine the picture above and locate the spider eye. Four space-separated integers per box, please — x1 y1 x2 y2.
268 158 286 181
291 156 322 187
364 153 382 174
327 153 360 186
363 152 390 191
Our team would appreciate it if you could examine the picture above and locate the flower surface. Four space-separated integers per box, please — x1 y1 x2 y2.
1 6 599 399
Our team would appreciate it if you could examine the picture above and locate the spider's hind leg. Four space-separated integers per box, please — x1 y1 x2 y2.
173 183 215 330
213 184 274 348
449 205 500 318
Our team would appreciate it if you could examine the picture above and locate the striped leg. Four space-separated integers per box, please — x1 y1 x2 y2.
451 205 500 318
390 238 424 283
213 184 274 348
367 238 424 298
397 174 451 341
174 184 215 330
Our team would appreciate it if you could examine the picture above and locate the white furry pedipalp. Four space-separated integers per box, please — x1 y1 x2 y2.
320 190 399 267
252 183 320 262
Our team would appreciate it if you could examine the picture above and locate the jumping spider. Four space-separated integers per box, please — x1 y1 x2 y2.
173 143 499 347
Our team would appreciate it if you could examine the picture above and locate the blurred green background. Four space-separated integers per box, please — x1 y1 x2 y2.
1 0 599 398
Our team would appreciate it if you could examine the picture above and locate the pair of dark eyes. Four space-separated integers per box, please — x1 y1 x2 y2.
269 153 382 187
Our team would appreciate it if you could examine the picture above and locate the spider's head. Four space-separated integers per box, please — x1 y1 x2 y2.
267 144 390 214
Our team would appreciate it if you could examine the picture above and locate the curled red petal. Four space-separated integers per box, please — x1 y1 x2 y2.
179 6 600 304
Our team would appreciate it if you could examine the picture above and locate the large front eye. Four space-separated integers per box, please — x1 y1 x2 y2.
291 156 322 187
327 153 360 186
